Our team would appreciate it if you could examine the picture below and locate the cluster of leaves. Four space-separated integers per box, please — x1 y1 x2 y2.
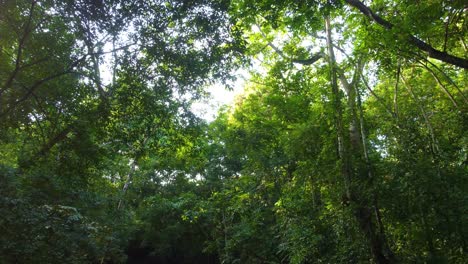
165 0 466 263
0 165 126 263
1 0 466 263
0 0 241 262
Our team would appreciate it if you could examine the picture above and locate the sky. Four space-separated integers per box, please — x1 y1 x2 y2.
99 40 248 123
190 69 248 122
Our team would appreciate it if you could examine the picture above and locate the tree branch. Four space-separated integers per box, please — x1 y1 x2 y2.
416 62 460 110
360 72 396 119
1 0 37 94
0 43 135 118
345 0 468 69
256 25 324 66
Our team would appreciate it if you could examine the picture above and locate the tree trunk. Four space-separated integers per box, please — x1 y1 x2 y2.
325 16 395 264
117 159 137 210
325 17 352 200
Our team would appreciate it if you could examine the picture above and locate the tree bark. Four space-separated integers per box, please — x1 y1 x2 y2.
117 159 137 210
326 17 395 264
325 16 352 200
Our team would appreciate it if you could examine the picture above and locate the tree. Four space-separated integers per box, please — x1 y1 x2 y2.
0 0 466 263
0 0 243 262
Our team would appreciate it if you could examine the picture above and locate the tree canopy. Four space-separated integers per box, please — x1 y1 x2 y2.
0 0 466 263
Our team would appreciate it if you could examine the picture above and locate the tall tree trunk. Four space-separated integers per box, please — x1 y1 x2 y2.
356 77 396 262
117 159 137 210
325 16 394 264
325 17 352 200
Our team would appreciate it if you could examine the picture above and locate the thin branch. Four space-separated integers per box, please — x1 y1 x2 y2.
360 73 396 118
256 25 324 66
460 37 467 52
36 124 74 157
394 61 401 117
0 62 81 118
28 111 47 145
400 74 439 155
410 51 467 104
0 43 135 117
416 62 460 110
17 57 49 71
2 0 37 94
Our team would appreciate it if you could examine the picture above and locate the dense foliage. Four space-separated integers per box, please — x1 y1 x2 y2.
0 0 466 263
